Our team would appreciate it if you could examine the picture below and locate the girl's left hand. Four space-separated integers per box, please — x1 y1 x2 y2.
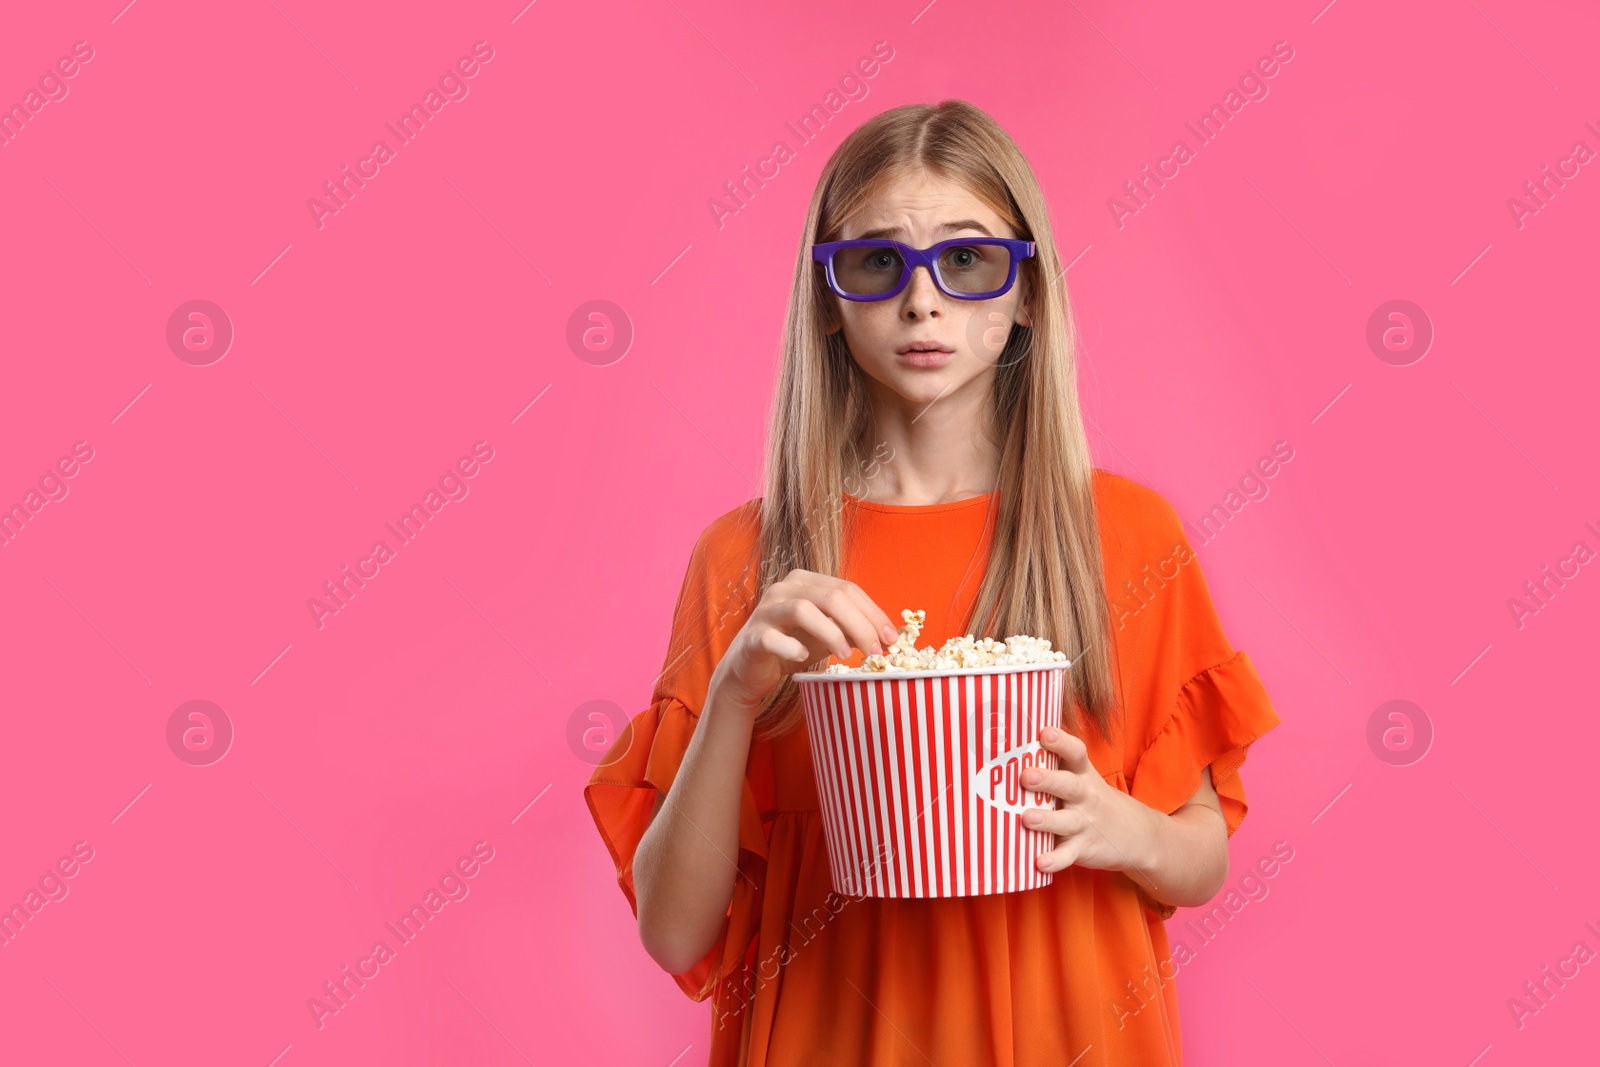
1020 726 1157 879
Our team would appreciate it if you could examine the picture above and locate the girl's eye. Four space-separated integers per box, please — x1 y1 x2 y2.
866 252 897 271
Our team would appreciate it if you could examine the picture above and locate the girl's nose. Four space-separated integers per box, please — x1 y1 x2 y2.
900 265 942 319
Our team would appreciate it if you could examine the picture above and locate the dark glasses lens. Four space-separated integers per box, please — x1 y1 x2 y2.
831 244 905 296
935 243 1014 295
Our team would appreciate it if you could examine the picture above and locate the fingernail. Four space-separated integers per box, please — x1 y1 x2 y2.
1041 727 1058 742
881 624 899 645
1021 769 1038 786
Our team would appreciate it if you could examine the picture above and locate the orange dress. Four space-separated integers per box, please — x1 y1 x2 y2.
585 470 1282 1066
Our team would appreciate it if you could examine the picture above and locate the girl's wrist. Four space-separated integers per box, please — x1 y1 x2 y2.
1115 791 1167 881
703 674 765 727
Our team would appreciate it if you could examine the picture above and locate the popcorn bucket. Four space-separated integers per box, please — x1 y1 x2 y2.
791 663 1070 898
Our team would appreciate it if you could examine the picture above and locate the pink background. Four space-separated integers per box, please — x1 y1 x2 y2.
2 0 1596 1063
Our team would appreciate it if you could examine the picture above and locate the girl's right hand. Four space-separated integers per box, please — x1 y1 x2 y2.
708 569 900 713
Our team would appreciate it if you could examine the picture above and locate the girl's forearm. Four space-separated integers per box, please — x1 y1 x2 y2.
632 680 757 975
1126 800 1230 910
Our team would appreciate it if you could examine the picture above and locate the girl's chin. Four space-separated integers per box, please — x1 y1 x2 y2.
858 358 984 408
883 375 972 410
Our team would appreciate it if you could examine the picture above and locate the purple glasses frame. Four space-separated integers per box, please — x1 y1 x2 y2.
811 237 1036 301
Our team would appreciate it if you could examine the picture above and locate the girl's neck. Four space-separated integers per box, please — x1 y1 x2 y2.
857 379 1001 506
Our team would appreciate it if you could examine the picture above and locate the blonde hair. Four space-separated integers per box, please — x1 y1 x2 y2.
749 99 1117 742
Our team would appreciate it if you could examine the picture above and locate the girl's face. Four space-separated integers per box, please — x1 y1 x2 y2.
825 168 1032 411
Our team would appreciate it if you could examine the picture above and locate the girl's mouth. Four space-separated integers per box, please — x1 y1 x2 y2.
897 342 955 368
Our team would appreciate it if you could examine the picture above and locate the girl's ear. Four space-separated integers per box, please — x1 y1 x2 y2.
1013 269 1034 328
819 296 843 335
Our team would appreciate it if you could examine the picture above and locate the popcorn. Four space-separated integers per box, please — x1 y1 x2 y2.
823 608 1069 673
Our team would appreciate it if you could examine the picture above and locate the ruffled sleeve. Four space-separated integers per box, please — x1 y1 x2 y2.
1129 651 1280 838
1096 473 1283 919
582 503 769 1002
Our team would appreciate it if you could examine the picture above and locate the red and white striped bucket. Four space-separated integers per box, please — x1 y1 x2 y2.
792 663 1069 898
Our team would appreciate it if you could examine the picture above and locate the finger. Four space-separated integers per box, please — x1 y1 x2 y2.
775 566 814 586
1035 837 1079 874
1021 806 1083 837
792 578 887 657
838 579 898 648
790 571 894 653
815 583 891 656
779 598 856 662
755 626 813 664
1019 764 1082 803
1037 726 1092 774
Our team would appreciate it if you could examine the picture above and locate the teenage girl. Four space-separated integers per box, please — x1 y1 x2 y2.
586 100 1281 1066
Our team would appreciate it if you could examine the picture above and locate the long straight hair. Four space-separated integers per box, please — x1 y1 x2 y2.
749 100 1117 742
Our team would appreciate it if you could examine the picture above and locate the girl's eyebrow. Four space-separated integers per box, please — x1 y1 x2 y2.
856 219 995 240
